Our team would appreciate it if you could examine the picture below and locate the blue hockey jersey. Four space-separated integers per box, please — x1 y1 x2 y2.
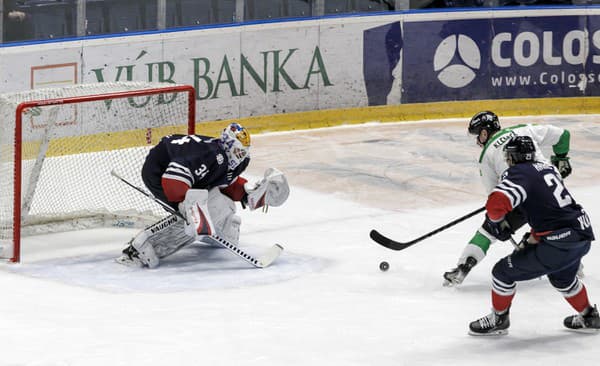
487 161 594 242
141 134 250 206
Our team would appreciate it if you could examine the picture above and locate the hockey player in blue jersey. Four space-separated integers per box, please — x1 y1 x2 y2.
469 136 599 335
117 122 290 268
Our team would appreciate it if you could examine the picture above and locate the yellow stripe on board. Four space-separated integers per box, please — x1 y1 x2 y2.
196 96 600 136
19 97 600 160
22 125 189 160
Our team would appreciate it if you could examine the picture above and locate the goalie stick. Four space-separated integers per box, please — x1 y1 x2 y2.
370 207 486 251
110 170 283 268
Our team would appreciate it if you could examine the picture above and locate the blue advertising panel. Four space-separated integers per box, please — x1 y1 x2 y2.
363 22 402 106
399 15 596 103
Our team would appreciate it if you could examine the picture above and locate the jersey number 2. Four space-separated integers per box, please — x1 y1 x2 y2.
544 174 572 208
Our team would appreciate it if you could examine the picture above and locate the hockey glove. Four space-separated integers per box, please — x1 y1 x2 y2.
518 231 540 248
551 154 572 178
482 215 513 242
516 232 539 250
245 168 290 211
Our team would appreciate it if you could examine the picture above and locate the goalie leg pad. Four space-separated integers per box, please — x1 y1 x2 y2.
207 187 241 246
130 230 159 269
220 214 241 246
179 189 215 239
179 188 241 246
145 218 195 259
128 214 195 268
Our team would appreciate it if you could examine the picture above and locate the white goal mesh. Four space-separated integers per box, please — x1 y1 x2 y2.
0 82 196 262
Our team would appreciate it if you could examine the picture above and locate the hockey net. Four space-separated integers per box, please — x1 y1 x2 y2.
0 82 196 262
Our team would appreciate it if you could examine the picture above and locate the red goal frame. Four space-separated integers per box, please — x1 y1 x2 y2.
9 84 196 262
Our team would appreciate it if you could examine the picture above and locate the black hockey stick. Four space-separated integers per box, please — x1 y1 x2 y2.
110 170 283 268
110 170 188 222
370 206 486 251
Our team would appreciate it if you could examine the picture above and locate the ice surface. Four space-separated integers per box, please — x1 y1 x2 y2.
1 115 599 366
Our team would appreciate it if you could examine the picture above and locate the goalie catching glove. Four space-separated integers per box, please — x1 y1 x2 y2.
244 168 290 211
245 168 290 210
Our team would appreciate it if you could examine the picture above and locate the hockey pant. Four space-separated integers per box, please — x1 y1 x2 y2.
492 239 590 293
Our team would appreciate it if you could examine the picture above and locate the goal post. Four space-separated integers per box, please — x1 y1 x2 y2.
0 82 196 263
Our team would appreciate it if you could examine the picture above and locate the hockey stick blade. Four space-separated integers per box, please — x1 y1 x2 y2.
256 244 284 268
370 230 417 251
211 235 283 268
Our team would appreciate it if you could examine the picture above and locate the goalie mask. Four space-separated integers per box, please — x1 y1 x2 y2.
221 122 251 170
504 136 536 167
468 111 501 147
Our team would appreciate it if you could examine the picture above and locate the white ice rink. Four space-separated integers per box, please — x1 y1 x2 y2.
1 115 599 366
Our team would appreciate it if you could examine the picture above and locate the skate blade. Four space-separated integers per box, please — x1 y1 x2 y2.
565 328 600 334
468 329 509 336
115 255 144 268
443 278 462 287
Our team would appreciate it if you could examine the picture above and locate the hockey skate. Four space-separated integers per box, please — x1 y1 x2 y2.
443 257 477 287
564 305 600 332
469 309 510 336
115 244 145 268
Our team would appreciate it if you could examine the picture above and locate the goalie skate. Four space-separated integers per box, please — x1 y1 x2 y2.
115 245 145 268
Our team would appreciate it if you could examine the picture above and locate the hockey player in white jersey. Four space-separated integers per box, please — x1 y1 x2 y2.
116 122 290 268
443 111 572 286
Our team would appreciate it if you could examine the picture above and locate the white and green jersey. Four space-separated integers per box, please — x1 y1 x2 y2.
478 124 570 194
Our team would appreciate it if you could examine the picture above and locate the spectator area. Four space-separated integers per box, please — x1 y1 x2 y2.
1 0 594 43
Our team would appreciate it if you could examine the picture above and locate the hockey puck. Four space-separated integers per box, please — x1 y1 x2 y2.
379 261 389 272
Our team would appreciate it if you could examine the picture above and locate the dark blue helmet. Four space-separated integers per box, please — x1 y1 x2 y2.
504 136 536 166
